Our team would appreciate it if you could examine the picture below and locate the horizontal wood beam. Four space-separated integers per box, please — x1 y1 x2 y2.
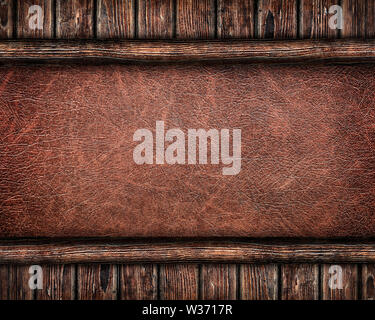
1 240 375 263
0 39 374 62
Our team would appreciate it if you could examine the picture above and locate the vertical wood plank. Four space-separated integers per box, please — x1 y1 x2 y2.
300 0 339 38
17 0 53 38
138 0 174 39
201 264 237 300
341 0 365 38
0 265 8 299
159 264 199 300
366 0 375 38
240 264 278 300
36 265 75 300
281 264 319 300
56 0 94 38
77 264 117 300
120 264 157 300
8 265 34 300
322 264 358 300
176 0 216 39
257 0 298 39
362 264 375 300
97 0 134 39
0 0 13 38
217 0 254 38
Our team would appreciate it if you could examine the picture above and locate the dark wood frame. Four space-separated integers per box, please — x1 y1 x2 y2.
1 39 375 264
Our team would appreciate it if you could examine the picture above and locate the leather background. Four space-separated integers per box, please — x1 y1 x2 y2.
1 62 374 238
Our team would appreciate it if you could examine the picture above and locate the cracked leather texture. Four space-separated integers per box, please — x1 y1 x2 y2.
0 62 375 238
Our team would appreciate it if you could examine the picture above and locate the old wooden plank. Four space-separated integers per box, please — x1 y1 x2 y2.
341 0 365 38
257 0 298 39
138 0 174 39
35 265 75 300
300 0 339 38
366 0 375 38
176 0 215 39
159 264 199 299
77 264 117 300
120 264 157 299
201 264 237 300
97 0 134 39
321 264 358 300
217 0 254 38
56 0 94 38
1 39 375 63
0 0 13 38
240 264 278 300
362 264 375 300
17 0 53 38
2 240 375 264
8 265 34 300
281 264 319 300
0 265 8 299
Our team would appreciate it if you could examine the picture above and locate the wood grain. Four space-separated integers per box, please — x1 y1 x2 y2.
240 264 278 300
35 265 75 300
2 241 375 264
201 264 237 300
176 0 215 39
322 264 358 300
0 0 13 38
97 0 134 39
159 264 199 299
341 0 365 38
17 0 52 38
366 0 375 38
56 0 94 38
257 0 298 39
138 0 174 39
77 264 117 300
281 264 319 300
217 0 254 38
362 264 375 300
0 265 8 299
8 265 34 300
120 264 157 299
1 39 375 62
300 0 339 38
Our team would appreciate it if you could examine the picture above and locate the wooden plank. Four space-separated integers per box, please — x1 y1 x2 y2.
240 264 278 300
362 264 375 300
120 264 157 300
322 264 358 300
8 265 34 300
35 265 75 300
1 39 375 63
257 0 298 39
201 264 237 300
56 0 94 38
97 0 134 39
217 0 254 38
138 0 174 39
159 264 199 300
176 0 215 39
0 265 8 299
3 240 375 264
77 264 117 300
366 0 375 38
281 264 319 300
300 0 339 38
0 0 13 38
341 0 365 38
17 0 53 38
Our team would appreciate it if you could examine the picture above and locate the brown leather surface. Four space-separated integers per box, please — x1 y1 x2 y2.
1 62 375 238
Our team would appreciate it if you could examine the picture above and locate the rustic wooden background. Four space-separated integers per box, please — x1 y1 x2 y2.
0 0 375 300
